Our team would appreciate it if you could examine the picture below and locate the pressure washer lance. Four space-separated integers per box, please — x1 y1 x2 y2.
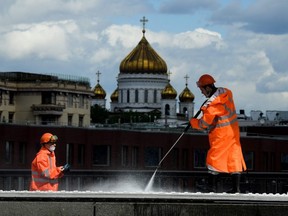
63 143 71 173
144 99 208 191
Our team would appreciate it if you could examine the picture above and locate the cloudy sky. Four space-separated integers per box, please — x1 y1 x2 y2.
0 0 288 115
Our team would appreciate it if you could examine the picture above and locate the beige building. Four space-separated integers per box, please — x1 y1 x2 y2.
0 72 93 127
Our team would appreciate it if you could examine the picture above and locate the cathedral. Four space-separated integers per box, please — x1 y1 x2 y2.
92 17 195 124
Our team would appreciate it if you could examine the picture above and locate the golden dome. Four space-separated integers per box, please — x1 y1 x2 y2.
119 32 167 74
93 83 106 99
179 86 194 102
110 88 118 102
161 82 177 99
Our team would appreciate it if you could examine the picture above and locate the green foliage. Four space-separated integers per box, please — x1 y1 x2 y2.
91 106 162 124
90 104 109 124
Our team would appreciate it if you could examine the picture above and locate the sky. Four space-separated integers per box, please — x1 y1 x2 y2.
0 0 288 115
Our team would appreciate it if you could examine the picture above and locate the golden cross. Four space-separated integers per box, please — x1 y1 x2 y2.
167 70 172 81
96 70 101 83
140 16 148 31
184 74 189 86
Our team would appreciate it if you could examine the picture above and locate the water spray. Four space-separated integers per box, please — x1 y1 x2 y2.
144 132 186 191
145 99 208 192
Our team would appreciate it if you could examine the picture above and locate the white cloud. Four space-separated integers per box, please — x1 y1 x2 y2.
0 0 99 24
0 0 288 113
146 28 223 49
0 20 77 60
90 48 113 63
101 25 142 48
258 73 288 92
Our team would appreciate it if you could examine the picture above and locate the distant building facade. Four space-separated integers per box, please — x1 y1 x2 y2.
92 17 195 124
0 72 93 127
91 71 106 108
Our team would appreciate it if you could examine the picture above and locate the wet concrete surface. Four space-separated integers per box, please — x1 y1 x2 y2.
0 191 288 216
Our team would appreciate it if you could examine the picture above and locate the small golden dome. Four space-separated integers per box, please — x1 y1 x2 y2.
179 86 194 102
119 34 167 74
93 83 106 99
161 82 177 99
110 88 118 102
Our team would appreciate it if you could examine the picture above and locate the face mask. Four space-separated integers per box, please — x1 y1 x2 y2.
48 145 56 152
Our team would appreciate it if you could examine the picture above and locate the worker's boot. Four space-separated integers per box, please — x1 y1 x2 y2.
227 174 241 193
208 174 218 193
197 174 218 193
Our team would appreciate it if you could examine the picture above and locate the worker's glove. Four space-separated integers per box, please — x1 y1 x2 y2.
184 122 191 132
62 164 71 173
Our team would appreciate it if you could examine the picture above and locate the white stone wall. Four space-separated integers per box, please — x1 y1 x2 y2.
116 73 168 112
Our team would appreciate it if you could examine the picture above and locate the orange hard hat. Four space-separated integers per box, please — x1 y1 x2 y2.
40 133 58 145
196 74 216 87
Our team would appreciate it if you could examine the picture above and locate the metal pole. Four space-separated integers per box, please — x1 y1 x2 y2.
157 132 185 169
145 99 209 191
155 99 208 170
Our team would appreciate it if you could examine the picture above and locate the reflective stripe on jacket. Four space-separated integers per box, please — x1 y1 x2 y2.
30 147 63 191
190 87 247 173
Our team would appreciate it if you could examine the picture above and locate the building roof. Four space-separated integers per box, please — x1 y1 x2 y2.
161 82 177 99
110 88 118 102
179 86 195 102
0 71 90 87
119 30 167 74
93 83 106 99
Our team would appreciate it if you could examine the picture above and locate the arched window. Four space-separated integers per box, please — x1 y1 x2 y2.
135 90 138 103
153 90 157 103
127 90 130 103
144 90 148 103
165 104 170 116
120 90 123 103
183 107 187 114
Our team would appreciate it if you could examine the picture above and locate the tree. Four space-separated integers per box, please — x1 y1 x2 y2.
90 104 109 124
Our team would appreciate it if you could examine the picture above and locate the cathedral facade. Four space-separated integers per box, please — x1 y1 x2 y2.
92 17 195 123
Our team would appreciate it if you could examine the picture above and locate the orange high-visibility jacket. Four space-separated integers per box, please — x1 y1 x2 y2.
30 147 63 191
190 87 247 173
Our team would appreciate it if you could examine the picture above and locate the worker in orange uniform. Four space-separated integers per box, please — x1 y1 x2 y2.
30 133 70 191
189 74 246 193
